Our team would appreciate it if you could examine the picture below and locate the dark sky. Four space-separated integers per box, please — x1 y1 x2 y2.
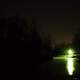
0 0 80 44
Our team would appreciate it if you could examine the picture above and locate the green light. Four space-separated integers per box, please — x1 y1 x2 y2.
53 48 76 76
67 58 75 75
67 49 74 55
66 48 75 76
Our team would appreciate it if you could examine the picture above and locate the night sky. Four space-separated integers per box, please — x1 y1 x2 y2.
0 0 80 44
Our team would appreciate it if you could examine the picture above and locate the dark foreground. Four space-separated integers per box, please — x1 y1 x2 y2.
32 56 80 80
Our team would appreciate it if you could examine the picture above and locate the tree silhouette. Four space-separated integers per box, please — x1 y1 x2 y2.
0 16 53 79
72 27 80 53
0 16 36 79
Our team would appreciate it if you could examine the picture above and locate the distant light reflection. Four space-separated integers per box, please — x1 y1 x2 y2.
67 57 74 75
67 49 75 76
53 48 76 76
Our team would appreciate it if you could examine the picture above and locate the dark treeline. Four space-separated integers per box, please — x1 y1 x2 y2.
72 27 80 63
0 16 52 80
1 16 80 79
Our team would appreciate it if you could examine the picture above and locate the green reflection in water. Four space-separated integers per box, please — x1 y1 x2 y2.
53 48 76 76
66 49 75 76
67 57 75 75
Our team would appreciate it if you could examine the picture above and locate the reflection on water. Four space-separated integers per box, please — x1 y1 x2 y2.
67 57 75 75
52 49 80 79
53 49 78 76
66 49 75 76
53 54 76 76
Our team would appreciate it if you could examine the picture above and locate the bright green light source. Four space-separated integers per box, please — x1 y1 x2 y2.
67 49 74 55
53 48 75 76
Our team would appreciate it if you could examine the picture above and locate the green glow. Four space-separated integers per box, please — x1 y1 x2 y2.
53 48 76 76
67 49 75 76
53 55 68 60
67 58 75 75
67 49 74 55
